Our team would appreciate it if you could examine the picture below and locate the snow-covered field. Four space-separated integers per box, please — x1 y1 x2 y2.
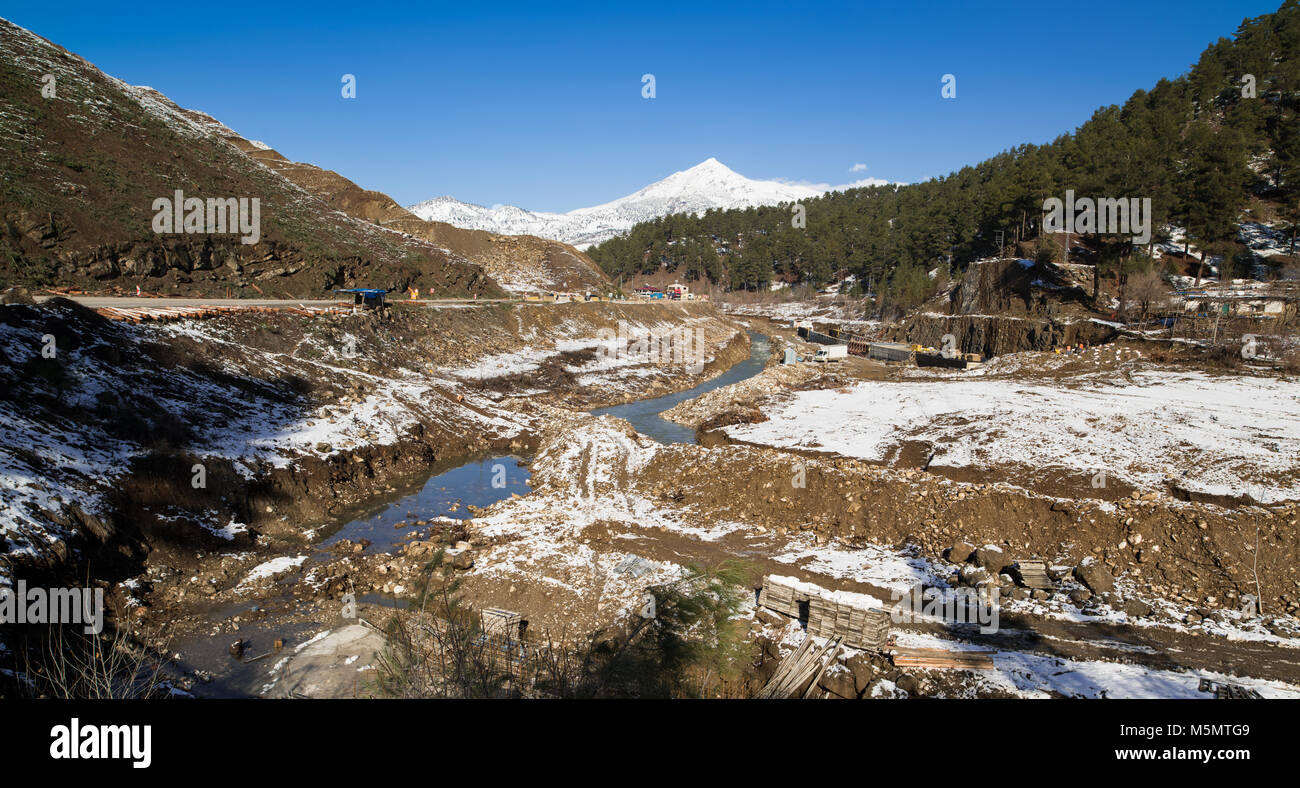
890 631 1300 699
724 365 1300 502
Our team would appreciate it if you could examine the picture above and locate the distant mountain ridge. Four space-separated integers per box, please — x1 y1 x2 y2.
408 158 889 249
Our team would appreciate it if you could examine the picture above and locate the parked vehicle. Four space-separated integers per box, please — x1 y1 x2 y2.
812 345 848 362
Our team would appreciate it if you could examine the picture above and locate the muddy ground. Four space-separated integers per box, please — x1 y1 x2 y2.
0 298 749 695
4 298 1299 699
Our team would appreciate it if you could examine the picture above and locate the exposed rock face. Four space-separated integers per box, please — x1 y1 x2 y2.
952 259 1039 317
885 259 1118 357
898 313 1117 358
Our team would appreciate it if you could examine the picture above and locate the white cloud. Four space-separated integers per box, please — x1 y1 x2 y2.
848 163 869 173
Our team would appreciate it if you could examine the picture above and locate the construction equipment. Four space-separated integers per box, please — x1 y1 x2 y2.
812 345 848 362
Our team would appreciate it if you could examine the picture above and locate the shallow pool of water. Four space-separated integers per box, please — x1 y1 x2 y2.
590 332 770 444
320 453 532 552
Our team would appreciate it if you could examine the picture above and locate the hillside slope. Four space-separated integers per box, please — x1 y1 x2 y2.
231 139 611 294
0 18 591 298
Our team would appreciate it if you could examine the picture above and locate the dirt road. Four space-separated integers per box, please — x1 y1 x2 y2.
35 295 515 308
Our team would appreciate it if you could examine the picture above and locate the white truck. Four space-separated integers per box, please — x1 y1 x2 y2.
812 344 848 363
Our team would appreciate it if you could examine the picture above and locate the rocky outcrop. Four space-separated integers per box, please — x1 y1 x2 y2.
894 313 1117 358
887 258 1115 357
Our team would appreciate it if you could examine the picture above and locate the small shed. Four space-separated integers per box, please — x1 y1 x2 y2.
334 288 387 310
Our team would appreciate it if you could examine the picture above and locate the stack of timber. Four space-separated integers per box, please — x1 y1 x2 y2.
1012 559 1054 590
757 575 812 618
808 594 890 650
755 634 843 699
759 575 890 651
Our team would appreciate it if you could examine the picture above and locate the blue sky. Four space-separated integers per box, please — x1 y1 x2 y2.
3 0 1282 211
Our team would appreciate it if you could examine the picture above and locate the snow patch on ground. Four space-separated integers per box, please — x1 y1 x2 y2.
725 367 1300 502
239 556 307 589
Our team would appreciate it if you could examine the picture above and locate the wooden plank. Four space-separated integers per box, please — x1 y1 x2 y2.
891 646 995 670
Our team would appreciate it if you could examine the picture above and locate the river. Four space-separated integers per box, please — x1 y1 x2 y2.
590 331 770 443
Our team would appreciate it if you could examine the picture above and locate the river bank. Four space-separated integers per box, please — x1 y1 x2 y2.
0 297 752 696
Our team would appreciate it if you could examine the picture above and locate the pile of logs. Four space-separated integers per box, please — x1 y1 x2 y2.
890 646 996 670
94 304 349 324
755 635 843 699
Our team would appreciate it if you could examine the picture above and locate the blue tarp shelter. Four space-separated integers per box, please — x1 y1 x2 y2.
334 288 387 309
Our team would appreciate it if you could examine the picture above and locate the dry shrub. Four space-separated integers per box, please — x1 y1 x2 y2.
11 622 172 699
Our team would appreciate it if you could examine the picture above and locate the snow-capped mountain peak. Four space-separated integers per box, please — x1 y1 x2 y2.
407 158 850 249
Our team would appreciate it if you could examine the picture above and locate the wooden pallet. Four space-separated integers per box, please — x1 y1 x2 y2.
809 595 890 650
757 576 811 619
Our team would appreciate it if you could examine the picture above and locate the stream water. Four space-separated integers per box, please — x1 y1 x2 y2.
329 331 769 552
320 452 532 553
590 331 770 444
